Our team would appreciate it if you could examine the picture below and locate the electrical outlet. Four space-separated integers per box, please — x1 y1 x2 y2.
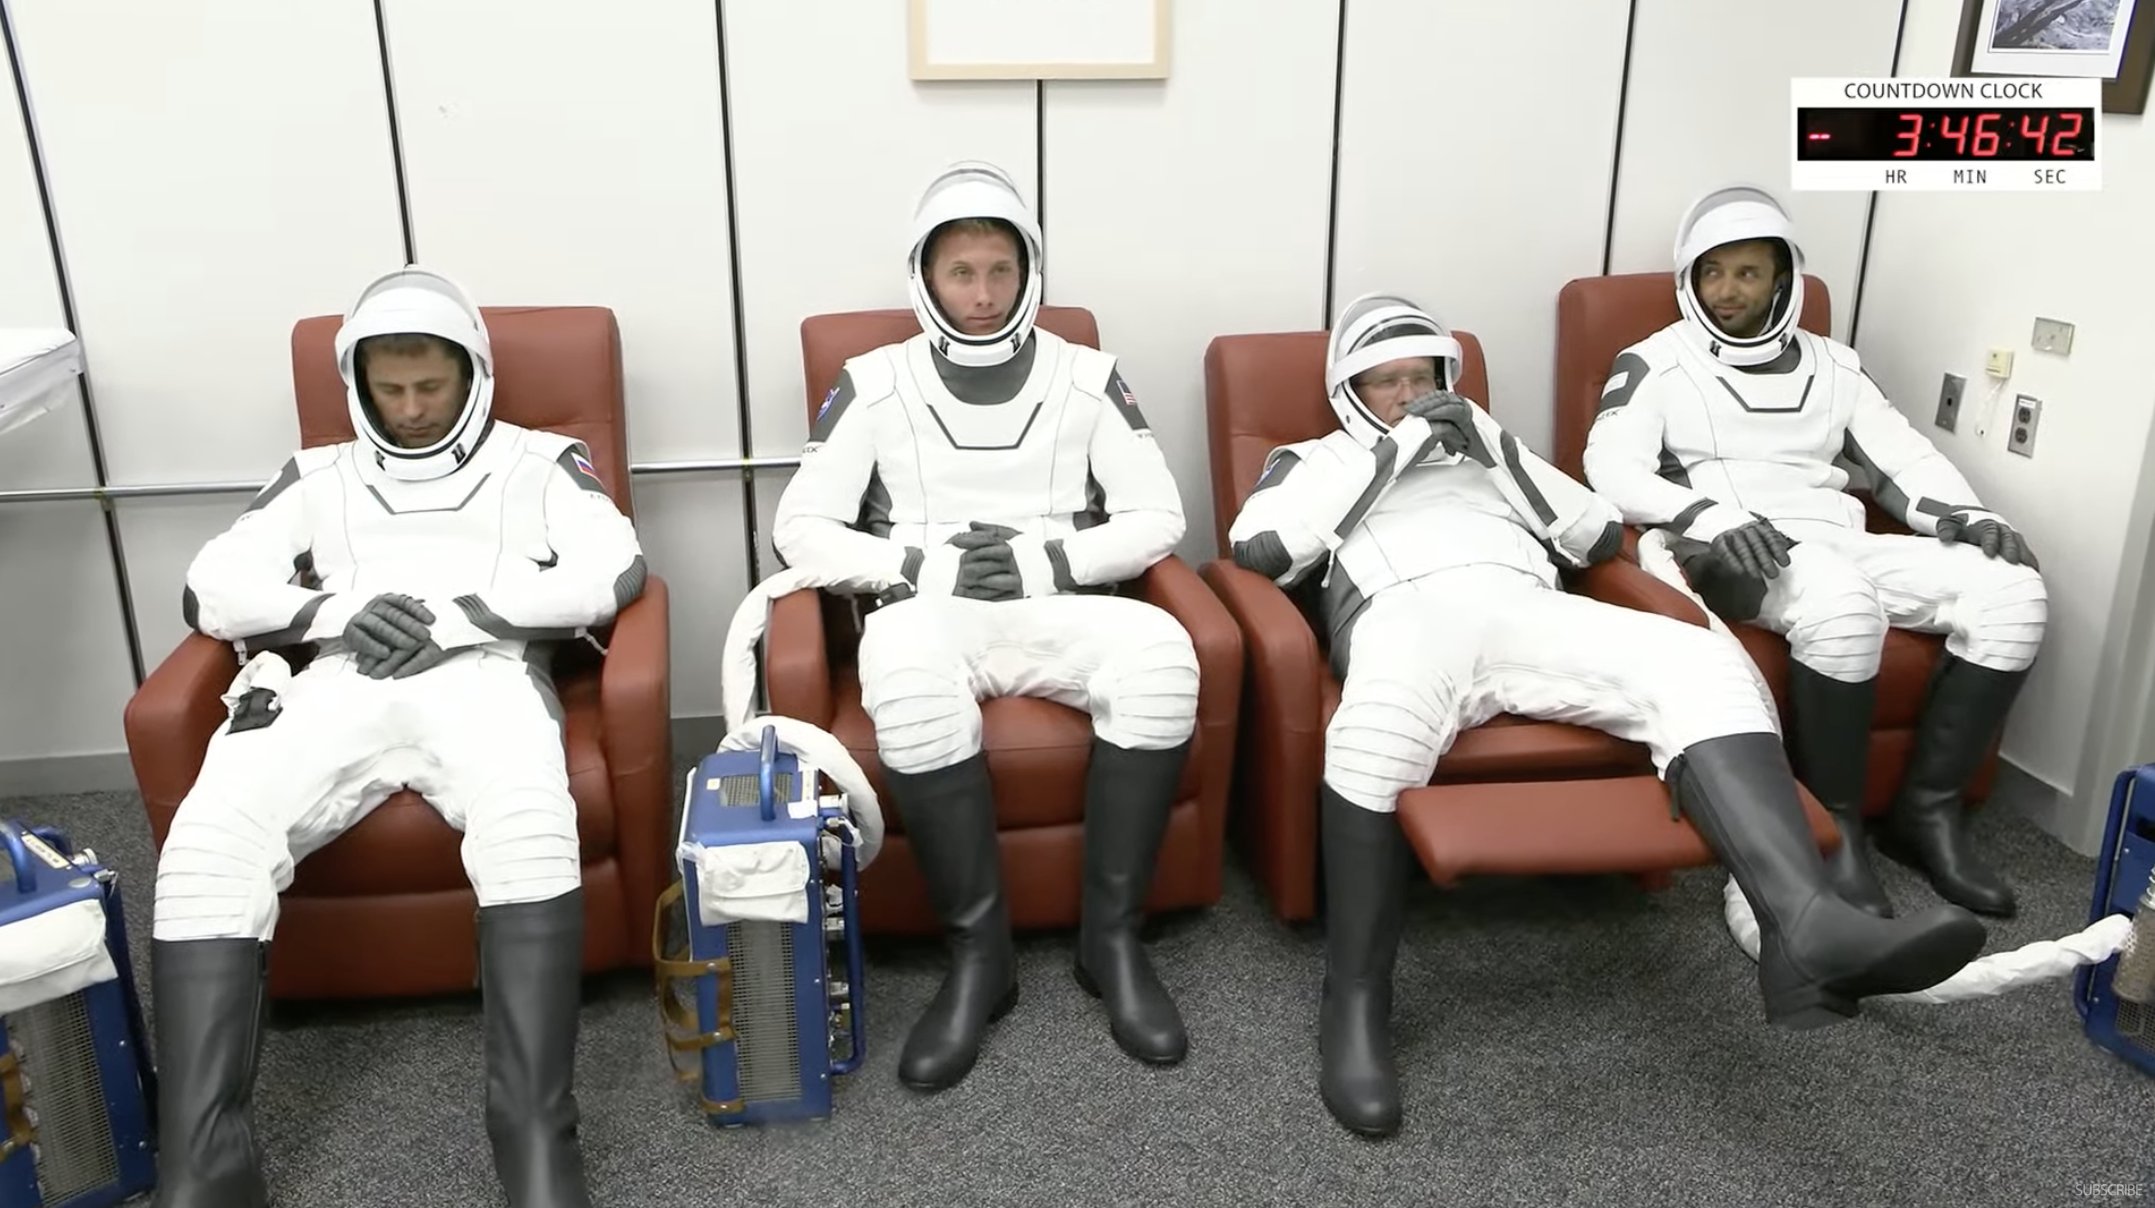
2032 316 2075 356
1986 348 2015 378
2007 394 2042 457
1935 372 1965 432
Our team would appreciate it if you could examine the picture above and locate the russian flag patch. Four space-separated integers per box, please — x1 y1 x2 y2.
558 444 607 493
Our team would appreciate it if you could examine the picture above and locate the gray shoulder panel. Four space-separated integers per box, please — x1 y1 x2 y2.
555 443 609 495
244 458 304 515
1104 365 1151 432
810 370 860 443
1597 351 1654 416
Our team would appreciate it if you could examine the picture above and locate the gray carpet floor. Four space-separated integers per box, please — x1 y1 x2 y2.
7 781 2154 1208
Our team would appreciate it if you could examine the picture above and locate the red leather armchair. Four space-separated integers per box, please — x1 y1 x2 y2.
762 306 1243 934
1199 329 1836 922
1553 272 1998 810
123 306 673 1001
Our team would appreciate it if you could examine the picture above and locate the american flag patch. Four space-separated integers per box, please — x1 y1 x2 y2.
1118 379 1139 409
818 384 840 419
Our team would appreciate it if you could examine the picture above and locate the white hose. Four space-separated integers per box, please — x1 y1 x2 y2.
715 567 892 869
1721 877 2129 1003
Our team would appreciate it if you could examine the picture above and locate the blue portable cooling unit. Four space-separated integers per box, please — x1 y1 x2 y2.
657 726 867 1126
2076 763 2155 1075
0 821 156 1208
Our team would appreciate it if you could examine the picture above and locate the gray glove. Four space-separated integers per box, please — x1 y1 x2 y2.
948 522 1023 602
342 593 449 680
1402 389 1473 457
1937 510 2038 569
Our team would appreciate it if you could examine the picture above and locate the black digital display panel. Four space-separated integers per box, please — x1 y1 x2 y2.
1796 107 2095 161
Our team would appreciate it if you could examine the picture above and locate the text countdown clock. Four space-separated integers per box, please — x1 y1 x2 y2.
1792 77 2101 192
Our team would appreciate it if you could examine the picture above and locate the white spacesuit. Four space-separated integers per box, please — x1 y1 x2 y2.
1583 184 2047 921
1231 293 1986 1140
149 268 635 1208
770 161 1198 1091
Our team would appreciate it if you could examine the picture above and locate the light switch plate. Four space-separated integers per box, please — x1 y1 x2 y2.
2007 394 2042 457
2032 317 2075 356
1935 372 1964 432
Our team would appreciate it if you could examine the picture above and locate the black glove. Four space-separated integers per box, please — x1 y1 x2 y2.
1402 389 1473 457
1676 518 1795 622
1707 517 1795 582
948 522 1023 602
342 593 449 680
1937 510 2038 569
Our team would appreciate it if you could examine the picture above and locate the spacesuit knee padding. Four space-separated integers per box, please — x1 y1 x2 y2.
1091 628 1200 750
1953 565 2047 672
1783 579 1887 681
465 788 582 907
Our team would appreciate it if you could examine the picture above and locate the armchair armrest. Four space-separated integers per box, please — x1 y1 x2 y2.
600 574 673 954
1569 556 1708 627
1137 556 1244 899
1198 558 1328 920
1135 556 1244 740
124 633 241 846
765 588 834 728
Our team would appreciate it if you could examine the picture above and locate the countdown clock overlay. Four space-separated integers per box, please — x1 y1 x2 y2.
1791 77 2103 191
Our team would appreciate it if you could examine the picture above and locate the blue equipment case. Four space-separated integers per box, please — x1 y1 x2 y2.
0 820 156 1208
658 726 866 1126
2076 763 2155 1075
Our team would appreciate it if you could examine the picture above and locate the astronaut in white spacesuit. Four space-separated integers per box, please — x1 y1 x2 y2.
771 161 1199 1091
1228 293 1986 1139
150 268 643 1208
1584 185 2047 921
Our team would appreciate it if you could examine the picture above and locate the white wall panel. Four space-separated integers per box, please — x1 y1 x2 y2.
1605 0 1904 342
1855 0 2155 841
725 0 1035 455
1043 0 1338 559
383 0 749 721
1331 0 1630 457
0 40 132 761
629 476 752 721
9 0 407 681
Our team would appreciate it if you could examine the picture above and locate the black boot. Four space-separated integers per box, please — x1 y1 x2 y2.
1671 733 1987 1029
887 753 1017 1091
150 938 270 1208
479 891 591 1208
1317 783 1412 1138
1073 739 1191 1065
1875 654 2025 917
1785 663 1894 917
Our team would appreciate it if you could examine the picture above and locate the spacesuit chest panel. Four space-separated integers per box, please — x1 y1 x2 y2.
880 334 1093 528
312 434 550 598
1336 461 1556 593
1652 331 1863 525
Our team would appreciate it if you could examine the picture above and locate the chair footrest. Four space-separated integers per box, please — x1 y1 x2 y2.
1395 775 1837 887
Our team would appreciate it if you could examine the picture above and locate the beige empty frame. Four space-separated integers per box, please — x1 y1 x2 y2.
908 0 1172 80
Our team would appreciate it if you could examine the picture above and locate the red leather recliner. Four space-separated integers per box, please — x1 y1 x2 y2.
1198 328 1836 922
760 306 1244 934
1553 272 1999 809
123 306 673 1000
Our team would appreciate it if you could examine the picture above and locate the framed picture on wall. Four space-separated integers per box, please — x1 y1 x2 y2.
908 0 1172 81
1955 0 2155 112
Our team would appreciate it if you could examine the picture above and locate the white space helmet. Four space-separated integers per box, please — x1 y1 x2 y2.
333 266 495 481
1324 292 1464 451
907 160 1044 368
1673 184 1805 368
